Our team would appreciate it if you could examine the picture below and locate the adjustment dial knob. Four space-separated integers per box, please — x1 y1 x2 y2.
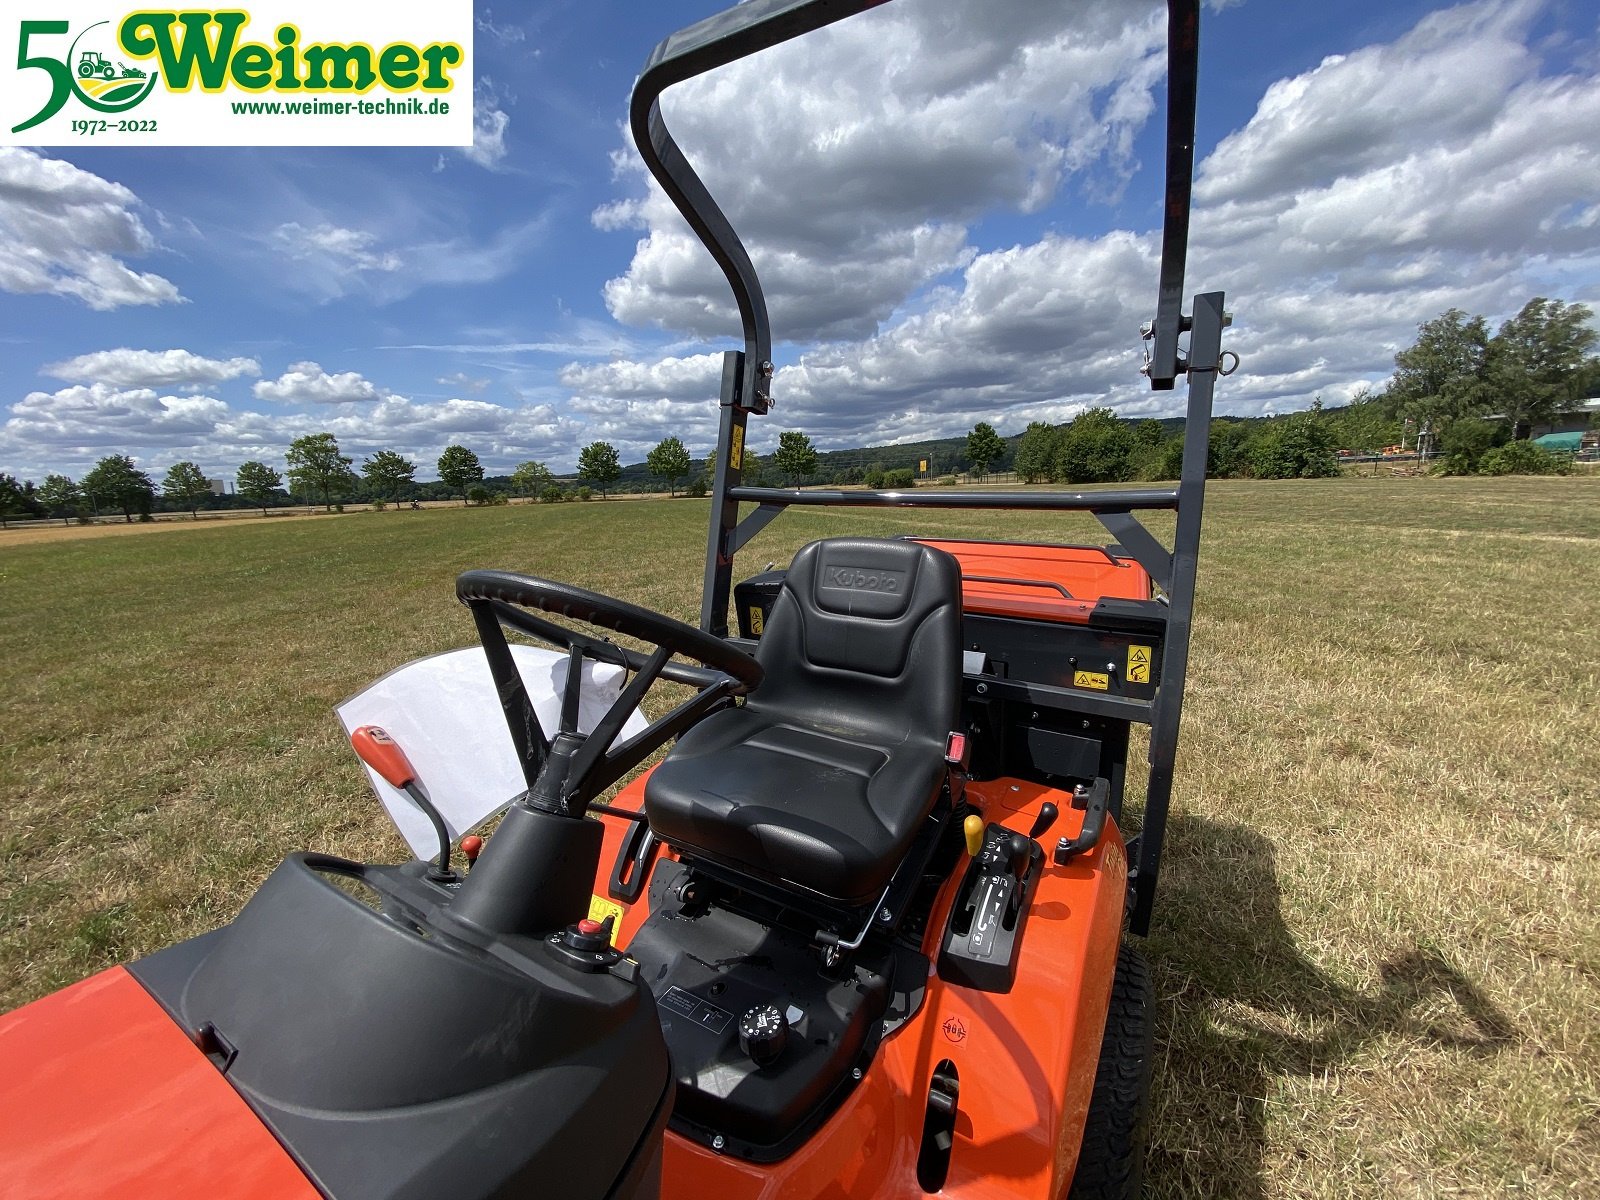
738 1002 790 1068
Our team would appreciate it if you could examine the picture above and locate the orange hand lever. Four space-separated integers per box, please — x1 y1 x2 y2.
351 725 417 790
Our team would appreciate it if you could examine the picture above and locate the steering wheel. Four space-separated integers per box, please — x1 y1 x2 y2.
456 570 762 816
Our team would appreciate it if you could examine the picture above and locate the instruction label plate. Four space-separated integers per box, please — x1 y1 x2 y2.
658 986 734 1035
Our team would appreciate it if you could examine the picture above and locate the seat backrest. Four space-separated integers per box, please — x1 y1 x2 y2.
751 538 962 745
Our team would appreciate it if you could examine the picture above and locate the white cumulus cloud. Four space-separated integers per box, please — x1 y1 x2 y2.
44 348 260 391
0 149 181 310
596 0 1167 343
254 362 385 405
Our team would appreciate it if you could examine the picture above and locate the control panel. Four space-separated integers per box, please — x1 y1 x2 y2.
937 818 1045 994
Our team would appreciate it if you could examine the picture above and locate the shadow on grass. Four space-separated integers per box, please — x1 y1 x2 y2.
1142 814 1512 1198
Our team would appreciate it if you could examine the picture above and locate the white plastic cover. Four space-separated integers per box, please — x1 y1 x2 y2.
335 645 650 858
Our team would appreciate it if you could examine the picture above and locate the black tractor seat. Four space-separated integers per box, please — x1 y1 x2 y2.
645 537 963 906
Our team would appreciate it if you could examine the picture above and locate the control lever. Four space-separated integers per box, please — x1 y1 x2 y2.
1004 833 1032 881
1055 777 1110 863
1028 803 1059 841
351 725 455 881
1004 832 1036 918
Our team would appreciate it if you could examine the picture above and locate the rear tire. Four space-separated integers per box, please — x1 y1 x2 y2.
1066 941 1154 1199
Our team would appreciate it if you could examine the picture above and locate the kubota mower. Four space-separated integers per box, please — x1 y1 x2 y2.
0 2 1227 1197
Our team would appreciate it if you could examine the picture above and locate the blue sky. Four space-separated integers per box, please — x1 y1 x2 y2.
2 0 1597 483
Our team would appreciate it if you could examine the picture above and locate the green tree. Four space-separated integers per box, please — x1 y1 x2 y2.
1383 309 1491 429
1054 408 1133 483
36 474 80 525
577 441 621 497
362 450 416 508
82 455 156 522
1013 421 1058 483
1435 418 1506 476
646 435 693 496
0 472 22 528
1323 388 1399 454
286 433 355 511
1249 412 1341 479
236 460 283 515
510 460 553 499
771 430 818 486
1484 298 1598 438
965 422 1006 480
1128 420 1171 480
162 461 211 518
436 444 484 504
1154 435 1186 480
1207 420 1252 478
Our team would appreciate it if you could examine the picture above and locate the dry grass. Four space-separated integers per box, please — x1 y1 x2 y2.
2 475 1597 1197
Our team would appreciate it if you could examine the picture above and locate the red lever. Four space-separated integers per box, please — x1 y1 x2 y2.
460 835 484 864
350 725 417 789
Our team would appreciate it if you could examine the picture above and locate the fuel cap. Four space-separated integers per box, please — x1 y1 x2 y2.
738 1002 789 1068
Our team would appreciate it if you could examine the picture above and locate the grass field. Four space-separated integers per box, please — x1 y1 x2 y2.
2 476 1597 1198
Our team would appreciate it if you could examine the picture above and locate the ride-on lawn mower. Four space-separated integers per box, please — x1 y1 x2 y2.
0 2 1228 1196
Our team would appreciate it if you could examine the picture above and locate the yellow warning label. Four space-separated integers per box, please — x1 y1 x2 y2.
730 425 745 471
1073 670 1110 691
1127 644 1152 684
587 895 626 945
749 606 765 635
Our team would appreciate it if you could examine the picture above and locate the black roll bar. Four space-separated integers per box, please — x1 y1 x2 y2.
631 0 894 416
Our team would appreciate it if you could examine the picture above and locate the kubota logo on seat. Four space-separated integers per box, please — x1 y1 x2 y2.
822 566 904 593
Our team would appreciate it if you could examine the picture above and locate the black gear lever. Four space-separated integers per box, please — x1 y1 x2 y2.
1004 832 1032 882
1028 803 1059 841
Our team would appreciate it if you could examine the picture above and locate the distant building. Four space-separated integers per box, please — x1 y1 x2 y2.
208 477 226 495
1487 397 1599 438
1548 398 1600 437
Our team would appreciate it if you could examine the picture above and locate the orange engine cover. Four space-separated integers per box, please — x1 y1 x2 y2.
0 967 317 1200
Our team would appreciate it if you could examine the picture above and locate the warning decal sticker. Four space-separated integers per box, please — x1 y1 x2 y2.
1073 670 1109 691
587 895 625 945
1127 644 1152 684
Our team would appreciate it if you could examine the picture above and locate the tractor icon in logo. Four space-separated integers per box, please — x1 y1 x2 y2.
77 51 147 82
68 23 158 110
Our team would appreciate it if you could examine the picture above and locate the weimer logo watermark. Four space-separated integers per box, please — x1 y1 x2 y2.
2 2 472 146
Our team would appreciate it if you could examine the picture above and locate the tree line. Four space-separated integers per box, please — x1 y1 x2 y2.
1366 296 1597 475
11 299 1589 529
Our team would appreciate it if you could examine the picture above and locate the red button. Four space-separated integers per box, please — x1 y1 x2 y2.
577 918 604 936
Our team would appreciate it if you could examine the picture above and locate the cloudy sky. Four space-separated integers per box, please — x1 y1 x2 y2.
2 0 1597 483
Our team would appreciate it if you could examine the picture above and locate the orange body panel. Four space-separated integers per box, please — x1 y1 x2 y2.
0 967 318 1200
596 772 1128 1200
913 539 1151 624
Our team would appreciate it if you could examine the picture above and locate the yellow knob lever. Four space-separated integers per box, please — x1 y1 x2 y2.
963 814 984 858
